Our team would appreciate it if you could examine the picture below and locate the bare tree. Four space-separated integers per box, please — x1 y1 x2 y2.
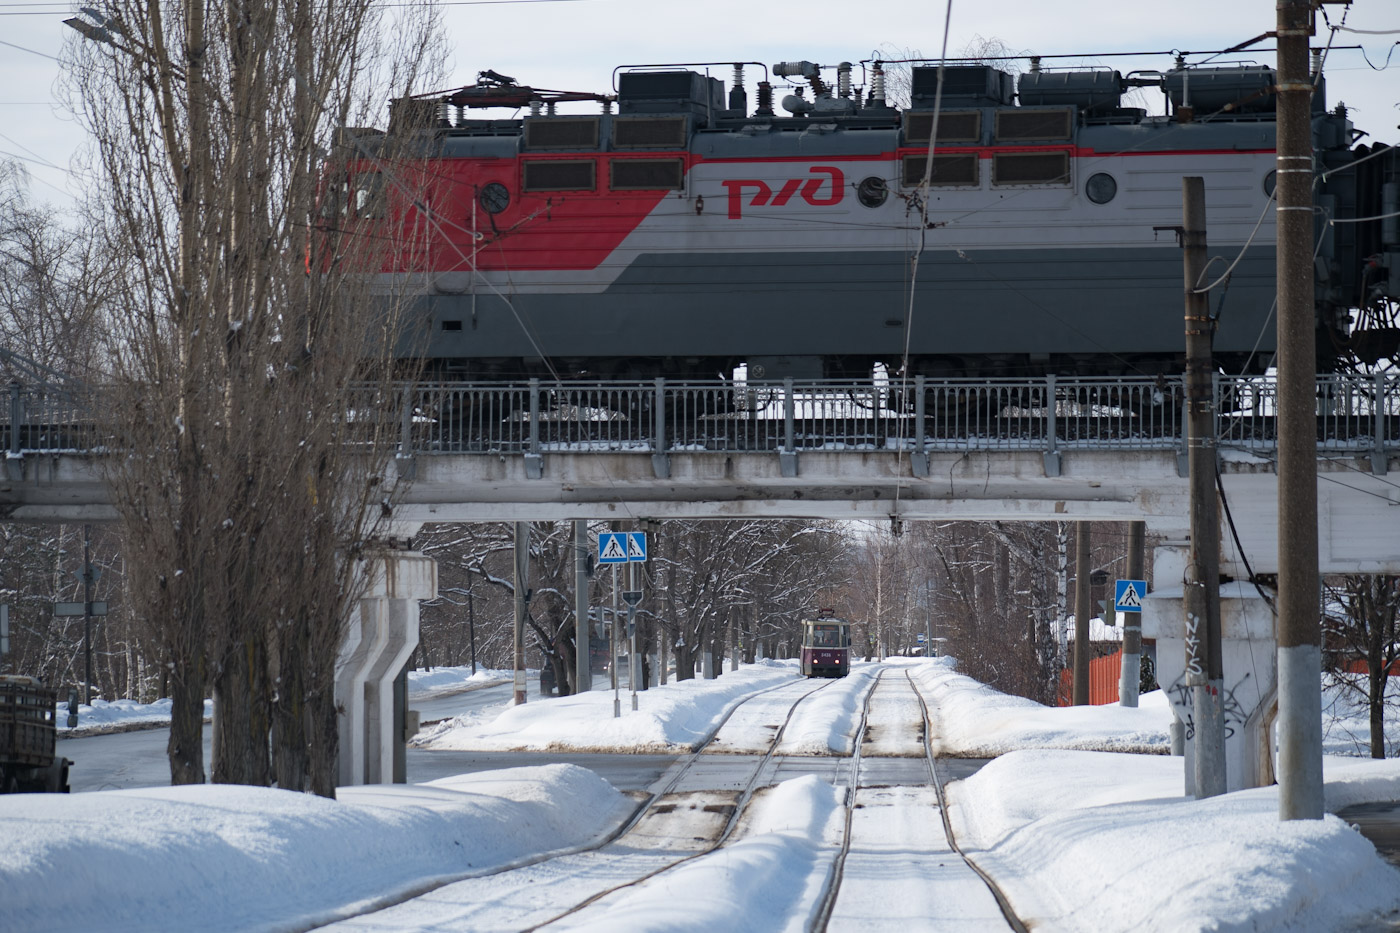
1324 574 1399 758
64 0 444 793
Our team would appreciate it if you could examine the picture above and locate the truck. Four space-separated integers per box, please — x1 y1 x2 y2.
0 675 72 793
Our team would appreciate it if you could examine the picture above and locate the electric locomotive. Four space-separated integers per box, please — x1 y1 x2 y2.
800 617 852 678
354 52 1399 382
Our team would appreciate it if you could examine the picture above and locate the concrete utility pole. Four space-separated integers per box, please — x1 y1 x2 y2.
1275 0 1324 821
574 520 590 694
513 521 528 705
83 523 93 703
1182 176 1226 798
1073 522 1090 705
1119 521 1146 707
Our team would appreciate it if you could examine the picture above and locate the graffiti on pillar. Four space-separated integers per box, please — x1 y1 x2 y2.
1184 611 1204 679
1165 671 1253 740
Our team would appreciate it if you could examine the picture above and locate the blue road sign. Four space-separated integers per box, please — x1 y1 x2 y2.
598 533 629 564
599 532 648 563
1115 579 1146 613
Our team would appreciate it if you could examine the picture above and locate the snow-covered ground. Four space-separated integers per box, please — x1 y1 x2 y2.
9 657 1400 932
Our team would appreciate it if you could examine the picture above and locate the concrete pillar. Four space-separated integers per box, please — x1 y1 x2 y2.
334 551 437 786
1141 545 1277 792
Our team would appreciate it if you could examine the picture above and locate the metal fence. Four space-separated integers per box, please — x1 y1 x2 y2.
6 374 1399 465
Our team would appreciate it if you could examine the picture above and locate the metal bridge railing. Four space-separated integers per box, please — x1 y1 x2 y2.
6 374 1398 470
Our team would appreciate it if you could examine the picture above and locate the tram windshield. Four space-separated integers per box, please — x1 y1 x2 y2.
808 624 846 648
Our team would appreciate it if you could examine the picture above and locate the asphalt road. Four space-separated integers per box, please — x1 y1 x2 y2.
60 676 659 794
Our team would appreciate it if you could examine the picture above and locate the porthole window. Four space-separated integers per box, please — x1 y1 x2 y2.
1086 172 1117 204
1263 169 1277 198
856 176 889 208
479 182 510 214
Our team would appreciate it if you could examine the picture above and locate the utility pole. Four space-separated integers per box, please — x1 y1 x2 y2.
574 520 590 694
1276 0 1324 821
468 589 477 675
1119 521 1146 707
1183 176 1226 798
83 523 94 703
513 521 528 705
1073 522 1090 705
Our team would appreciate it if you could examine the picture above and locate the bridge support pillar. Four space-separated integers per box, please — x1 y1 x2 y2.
335 550 437 786
1141 545 1277 794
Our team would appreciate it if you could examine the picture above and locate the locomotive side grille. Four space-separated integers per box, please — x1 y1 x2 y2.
522 160 597 191
992 151 1071 185
901 153 979 187
903 111 981 144
610 158 685 190
612 117 689 148
523 117 600 149
994 108 1073 141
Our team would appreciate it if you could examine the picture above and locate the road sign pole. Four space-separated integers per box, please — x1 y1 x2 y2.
628 563 639 712
611 564 620 718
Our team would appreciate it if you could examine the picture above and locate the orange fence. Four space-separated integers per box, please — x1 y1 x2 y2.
1058 651 1123 706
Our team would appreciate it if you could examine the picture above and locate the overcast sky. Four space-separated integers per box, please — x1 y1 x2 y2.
1 0 1396 208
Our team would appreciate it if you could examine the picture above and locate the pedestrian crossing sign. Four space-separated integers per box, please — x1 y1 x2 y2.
598 532 648 564
1114 579 1146 613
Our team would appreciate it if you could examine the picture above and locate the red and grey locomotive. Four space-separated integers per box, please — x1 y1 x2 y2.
349 51 1399 381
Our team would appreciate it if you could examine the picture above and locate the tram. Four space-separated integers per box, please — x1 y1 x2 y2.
800 617 851 678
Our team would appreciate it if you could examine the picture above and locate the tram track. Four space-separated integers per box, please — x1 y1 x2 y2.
310 673 842 933
519 675 842 931
808 669 1028 933
910 670 1029 933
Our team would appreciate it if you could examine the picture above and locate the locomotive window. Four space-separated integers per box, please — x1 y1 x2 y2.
351 172 385 218
992 151 1070 186
610 158 685 190
810 625 845 648
612 116 689 149
1085 172 1117 204
479 182 510 214
523 117 600 150
903 110 981 145
901 153 979 187
1263 170 1277 197
856 176 889 208
522 160 596 192
994 108 1073 142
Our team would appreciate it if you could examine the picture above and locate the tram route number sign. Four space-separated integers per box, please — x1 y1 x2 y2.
598 532 647 564
1114 580 1146 615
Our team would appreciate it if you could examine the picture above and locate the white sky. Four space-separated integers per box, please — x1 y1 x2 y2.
2 0 1397 209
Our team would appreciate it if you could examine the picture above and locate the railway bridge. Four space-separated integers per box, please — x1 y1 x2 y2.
7 373 1399 790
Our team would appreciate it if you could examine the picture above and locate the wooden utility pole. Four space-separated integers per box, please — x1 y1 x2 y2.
1275 0 1324 821
1118 521 1146 707
1073 523 1090 705
513 522 528 705
1183 176 1226 797
574 520 590 695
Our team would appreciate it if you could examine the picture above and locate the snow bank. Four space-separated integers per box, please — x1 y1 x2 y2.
948 749 1400 932
0 764 632 933
420 660 800 753
911 657 1172 755
407 665 512 696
